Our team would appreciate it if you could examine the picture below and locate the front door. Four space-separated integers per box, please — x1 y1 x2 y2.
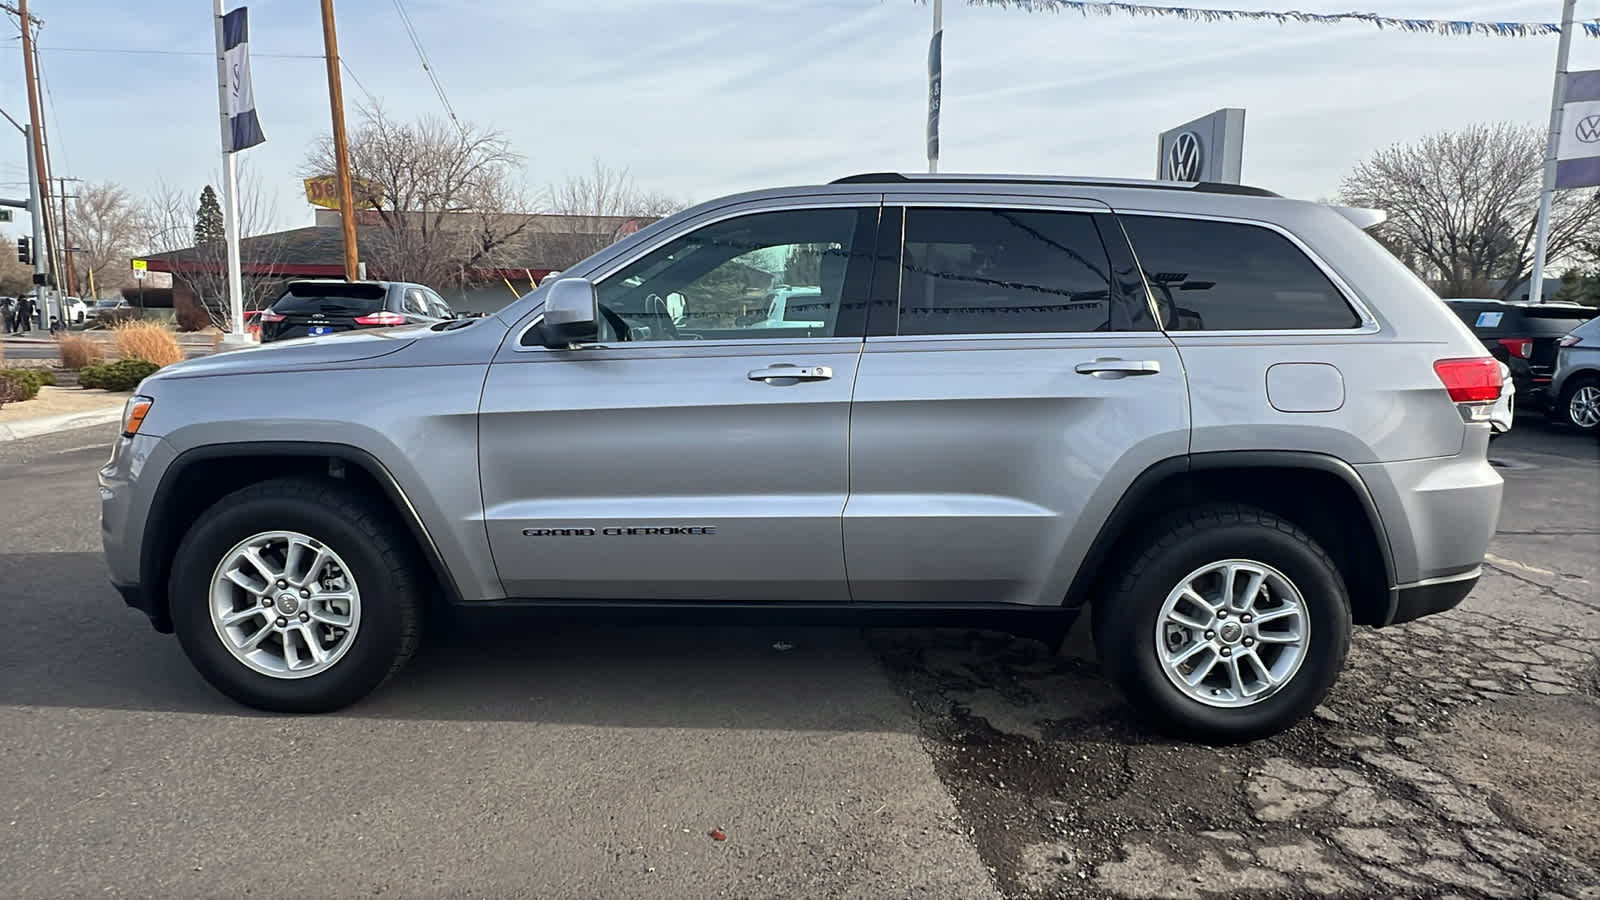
479 202 882 602
843 200 1191 607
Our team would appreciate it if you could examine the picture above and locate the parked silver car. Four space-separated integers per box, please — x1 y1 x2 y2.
99 173 1505 742
1549 313 1600 433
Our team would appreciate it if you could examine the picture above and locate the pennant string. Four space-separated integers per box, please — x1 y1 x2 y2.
966 0 1600 37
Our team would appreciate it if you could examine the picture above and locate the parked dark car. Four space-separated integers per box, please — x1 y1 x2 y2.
1441 299 1595 410
258 280 457 343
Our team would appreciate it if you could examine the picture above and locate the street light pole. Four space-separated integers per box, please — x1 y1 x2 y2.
320 0 360 282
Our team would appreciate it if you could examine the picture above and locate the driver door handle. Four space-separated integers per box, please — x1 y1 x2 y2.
748 364 833 383
1074 359 1161 378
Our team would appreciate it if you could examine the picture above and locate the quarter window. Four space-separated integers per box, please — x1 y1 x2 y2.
896 208 1114 336
592 208 869 341
1120 216 1360 331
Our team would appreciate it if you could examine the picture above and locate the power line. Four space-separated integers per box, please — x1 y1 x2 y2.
390 0 465 136
340 58 380 109
34 45 327 59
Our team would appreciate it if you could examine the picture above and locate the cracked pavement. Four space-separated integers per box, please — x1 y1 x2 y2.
876 425 1600 899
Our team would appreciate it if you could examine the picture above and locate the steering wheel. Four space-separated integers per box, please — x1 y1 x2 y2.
643 293 679 340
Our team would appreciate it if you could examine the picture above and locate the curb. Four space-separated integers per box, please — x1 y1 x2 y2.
0 406 124 442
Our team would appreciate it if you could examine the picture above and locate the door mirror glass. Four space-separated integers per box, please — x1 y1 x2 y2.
541 277 599 347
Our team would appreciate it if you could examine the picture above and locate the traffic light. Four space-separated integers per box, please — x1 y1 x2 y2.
15 236 30 265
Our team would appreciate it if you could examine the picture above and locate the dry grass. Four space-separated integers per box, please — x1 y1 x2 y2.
56 333 106 370
112 321 185 367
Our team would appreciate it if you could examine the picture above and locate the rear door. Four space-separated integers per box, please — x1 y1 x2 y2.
843 198 1190 607
479 198 883 602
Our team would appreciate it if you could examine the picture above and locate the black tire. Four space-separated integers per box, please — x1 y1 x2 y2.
1554 374 1600 433
1093 504 1351 744
169 476 424 713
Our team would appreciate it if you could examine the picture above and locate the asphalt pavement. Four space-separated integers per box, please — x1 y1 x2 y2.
1 421 1596 899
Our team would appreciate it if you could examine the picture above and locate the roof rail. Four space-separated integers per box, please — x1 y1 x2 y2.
829 172 1281 198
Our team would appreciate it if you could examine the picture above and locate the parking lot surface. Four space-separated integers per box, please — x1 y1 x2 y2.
1 423 1595 899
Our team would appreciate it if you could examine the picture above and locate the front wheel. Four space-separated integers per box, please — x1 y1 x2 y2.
1556 375 1600 433
1093 504 1351 743
169 477 424 713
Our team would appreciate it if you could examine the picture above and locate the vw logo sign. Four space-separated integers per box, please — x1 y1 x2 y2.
1577 115 1600 144
1167 131 1204 181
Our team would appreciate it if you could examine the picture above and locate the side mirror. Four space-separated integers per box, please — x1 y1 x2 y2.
541 277 599 348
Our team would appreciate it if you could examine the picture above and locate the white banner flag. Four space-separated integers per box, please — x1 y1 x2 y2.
222 7 265 152
1556 70 1600 189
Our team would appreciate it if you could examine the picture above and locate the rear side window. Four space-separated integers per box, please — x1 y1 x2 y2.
1121 216 1360 331
272 283 386 316
897 208 1113 335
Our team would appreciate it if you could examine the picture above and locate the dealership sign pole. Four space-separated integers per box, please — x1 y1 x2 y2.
1528 0 1578 304
213 1 266 345
928 0 942 173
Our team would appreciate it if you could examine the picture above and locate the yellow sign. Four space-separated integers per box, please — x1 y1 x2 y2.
131 259 147 271
303 175 384 211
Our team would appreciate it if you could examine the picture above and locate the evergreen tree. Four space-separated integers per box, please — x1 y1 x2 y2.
194 186 225 246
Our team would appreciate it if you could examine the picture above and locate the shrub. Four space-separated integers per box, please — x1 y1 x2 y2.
113 321 185 367
80 358 158 393
57 333 106 370
0 368 45 401
0 376 18 410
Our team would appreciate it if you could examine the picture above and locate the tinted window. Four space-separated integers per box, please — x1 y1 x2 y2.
1121 216 1360 331
272 283 386 316
594 207 866 341
897 208 1113 335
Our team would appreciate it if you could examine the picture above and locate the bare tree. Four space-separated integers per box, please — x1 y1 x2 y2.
1339 122 1600 299
542 158 689 259
66 181 141 299
545 157 687 219
302 101 535 290
140 161 290 330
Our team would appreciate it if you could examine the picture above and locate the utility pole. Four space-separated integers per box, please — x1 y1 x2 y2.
320 0 359 281
18 0 54 330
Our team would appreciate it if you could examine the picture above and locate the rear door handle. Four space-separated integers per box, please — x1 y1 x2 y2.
748 364 833 383
1075 358 1161 378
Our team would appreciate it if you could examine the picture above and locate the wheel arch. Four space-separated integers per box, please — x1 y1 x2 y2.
139 441 465 632
1063 451 1398 627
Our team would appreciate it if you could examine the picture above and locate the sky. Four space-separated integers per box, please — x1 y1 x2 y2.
2 0 1598 242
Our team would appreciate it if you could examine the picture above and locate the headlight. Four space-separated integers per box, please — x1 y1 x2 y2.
121 395 154 437
1558 334 1582 348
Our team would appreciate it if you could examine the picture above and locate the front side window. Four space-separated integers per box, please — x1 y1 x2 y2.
1120 215 1360 331
896 208 1115 336
402 289 430 317
592 207 869 342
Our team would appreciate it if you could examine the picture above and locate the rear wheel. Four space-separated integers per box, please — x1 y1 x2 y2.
1093 504 1351 743
1556 375 1600 433
169 477 424 713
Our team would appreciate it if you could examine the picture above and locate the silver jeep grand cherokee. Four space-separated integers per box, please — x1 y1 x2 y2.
99 173 1505 742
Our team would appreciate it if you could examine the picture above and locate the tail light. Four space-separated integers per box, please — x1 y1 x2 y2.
354 311 406 326
1496 338 1532 359
258 310 285 323
1433 357 1503 415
